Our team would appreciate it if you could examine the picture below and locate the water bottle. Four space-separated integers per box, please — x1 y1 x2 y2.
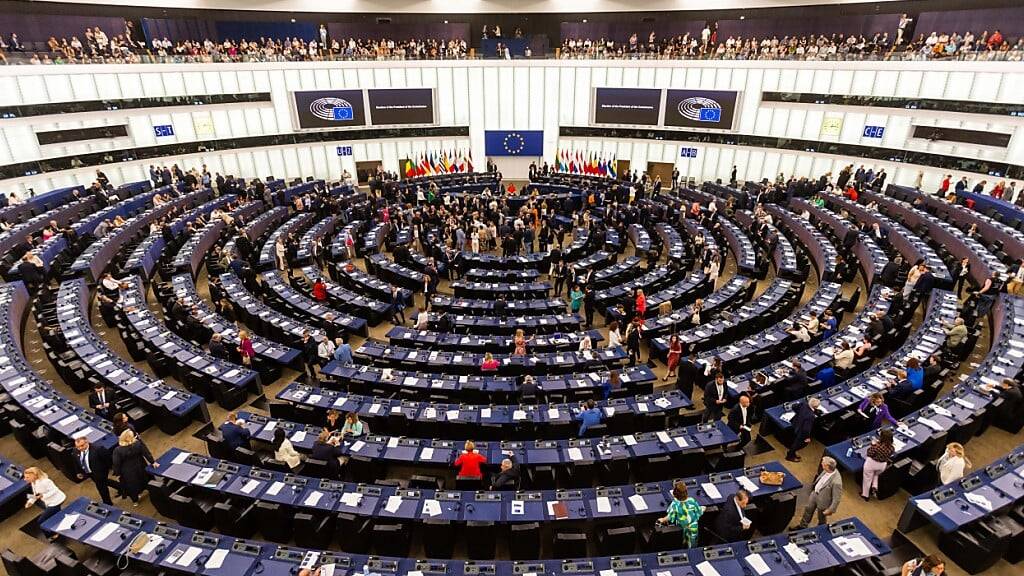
846 446 854 457
363 565 370 576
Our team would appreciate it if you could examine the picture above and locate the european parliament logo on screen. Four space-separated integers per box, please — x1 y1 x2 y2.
664 90 738 129
293 89 366 129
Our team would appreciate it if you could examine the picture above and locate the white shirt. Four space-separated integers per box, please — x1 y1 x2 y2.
607 329 622 348
938 454 966 484
275 438 303 469
30 478 66 507
813 470 837 494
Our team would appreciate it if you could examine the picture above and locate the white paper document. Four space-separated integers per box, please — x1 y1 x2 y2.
56 513 79 532
267 481 284 496
420 447 435 460
384 495 403 513
175 546 203 567
696 560 722 576
241 479 261 495
339 492 363 507
88 522 120 543
596 496 612 513
628 494 649 511
736 475 759 493
422 499 442 517
171 451 190 465
834 536 872 558
745 554 771 576
915 498 941 515
305 491 324 507
701 482 722 499
784 542 809 564
205 549 229 569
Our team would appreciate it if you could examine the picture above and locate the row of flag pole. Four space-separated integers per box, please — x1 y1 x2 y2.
405 150 474 178
555 149 617 178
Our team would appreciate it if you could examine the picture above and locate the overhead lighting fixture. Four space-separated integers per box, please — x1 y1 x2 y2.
740 15 746 20
582 19 588 23
444 20 449 24
290 18 296 23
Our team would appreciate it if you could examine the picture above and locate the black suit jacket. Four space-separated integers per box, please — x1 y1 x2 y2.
676 359 700 394
88 389 112 414
703 382 726 412
727 405 752 434
79 445 112 479
17 261 43 285
791 401 817 439
914 272 936 296
712 498 746 543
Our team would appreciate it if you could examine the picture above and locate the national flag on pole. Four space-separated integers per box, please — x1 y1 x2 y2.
404 159 415 178
608 157 617 179
466 152 474 173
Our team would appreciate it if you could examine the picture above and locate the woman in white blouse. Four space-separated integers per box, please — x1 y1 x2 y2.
23 467 66 538
606 321 623 349
937 442 971 485
272 427 303 470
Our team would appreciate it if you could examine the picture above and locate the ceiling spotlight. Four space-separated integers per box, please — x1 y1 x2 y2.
290 18 296 23
583 19 588 23
740 15 746 20
444 20 449 24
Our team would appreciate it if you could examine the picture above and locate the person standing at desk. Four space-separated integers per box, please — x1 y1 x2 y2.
675 348 700 398
606 321 623 349
74 437 112 505
657 481 703 547
219 412 251 451
936 442 971 485
88 383 113 419
727 394 753 449
237 329 255 367
711 489 751 544
634 288 647 318
300 330 319 382
23 467 65 538
512 329 532 356
551 261 567 296
861 427 895 501
453 440 487 480
785 397 820 462
389 285 406 324
112 429 156 507
664 334 682 381
793 456 842 529
576 399 603 436
858 392 898 429
702 372 728 422
333 335 353 365
625 317 643 366
583 285 596 328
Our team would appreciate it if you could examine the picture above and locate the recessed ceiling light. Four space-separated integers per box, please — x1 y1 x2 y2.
444 20 449 24
740 15 746 20
583 19 588 23
290 18 296 23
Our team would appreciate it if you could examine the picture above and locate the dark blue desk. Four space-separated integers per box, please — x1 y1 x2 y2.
119 276 261 408
258 271 368 337
219 272 328 347
0 282 117 458
594 265 685 310
0 184 85 225
300 266 389 325
450 279 552 300
899 444 1024 533
429 294 566 316
0 196 96 271
440 311 584 335
385 326 604 353
55 278 209 433
45 497 889 572
295 215 339 263
765 205 838 282
126 194 234 279
958 189 1024 226
0 457 28 521
604 272 708 324
171 274 299 367
792 199 889 288
257 212 317 270
828 295 1024 473
329 220 366 260
366 253 422 292
354 340 627 375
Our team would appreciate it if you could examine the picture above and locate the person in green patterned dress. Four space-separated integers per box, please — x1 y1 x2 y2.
657 480 704 547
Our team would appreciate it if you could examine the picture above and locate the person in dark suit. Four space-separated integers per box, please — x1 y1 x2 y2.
310 430 345 478
786 397 820 462
727 394 754 449
712 489 751 543
490 455 520 490
74 437 112 505
112 430 156 505
219 412 251 450
781 361 811 400
913 267 936 308
88 383 113 419
17 253 44 291
675 349 700 399
702 372 728 422
877 255 903 288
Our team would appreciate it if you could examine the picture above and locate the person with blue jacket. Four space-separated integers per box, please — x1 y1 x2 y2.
219 412 251 450
576 399 603 436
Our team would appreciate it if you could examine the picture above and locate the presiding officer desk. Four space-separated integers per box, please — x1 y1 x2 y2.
150 447 800 529
353 340 628 375
319 362 657 404
53 278 209 433
43 498 890 576
237 410 737 477
275 378 688 437
828 295 1024 473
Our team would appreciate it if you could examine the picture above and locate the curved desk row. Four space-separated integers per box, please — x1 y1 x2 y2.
257 212 317 270
429 294 566 317
764 205 838 283
790 199 889 288
125 194 233 279
353 341 628 375
299 266 391 326
258 271 369 337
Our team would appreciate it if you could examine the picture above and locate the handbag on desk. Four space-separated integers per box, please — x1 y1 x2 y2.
759 470 786 486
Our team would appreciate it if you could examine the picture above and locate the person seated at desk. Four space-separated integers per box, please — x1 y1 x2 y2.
272 427 303 470
781 361 811 399
905 356 924 389
490 455 520 490
831 337 853 369
453 440 487 480
88 383 113 419
99 272 127 297
936 442 971 485
601 370 620 401
413 307 429 330
310 430 345 478
868 311 892 343
657 481 703 547
481 352 500 371
942 317 968 351
576 399 603 436
311 278 328 302
991 378 1023 423
219 412 251 451
878 255 904 288
578 334 593 352
857 392 898 429
786 322 811 343
711 489 752 544
341 412 366 438
820 310 838 338
323 409 342 435
853 335 873 359
208 333 229 361
815 363 837 390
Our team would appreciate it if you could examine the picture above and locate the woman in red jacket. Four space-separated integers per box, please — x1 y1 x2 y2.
312 278 328 302
635 288 647 318
453 440 487 479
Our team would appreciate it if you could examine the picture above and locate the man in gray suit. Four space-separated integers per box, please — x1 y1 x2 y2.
793 456 843 529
